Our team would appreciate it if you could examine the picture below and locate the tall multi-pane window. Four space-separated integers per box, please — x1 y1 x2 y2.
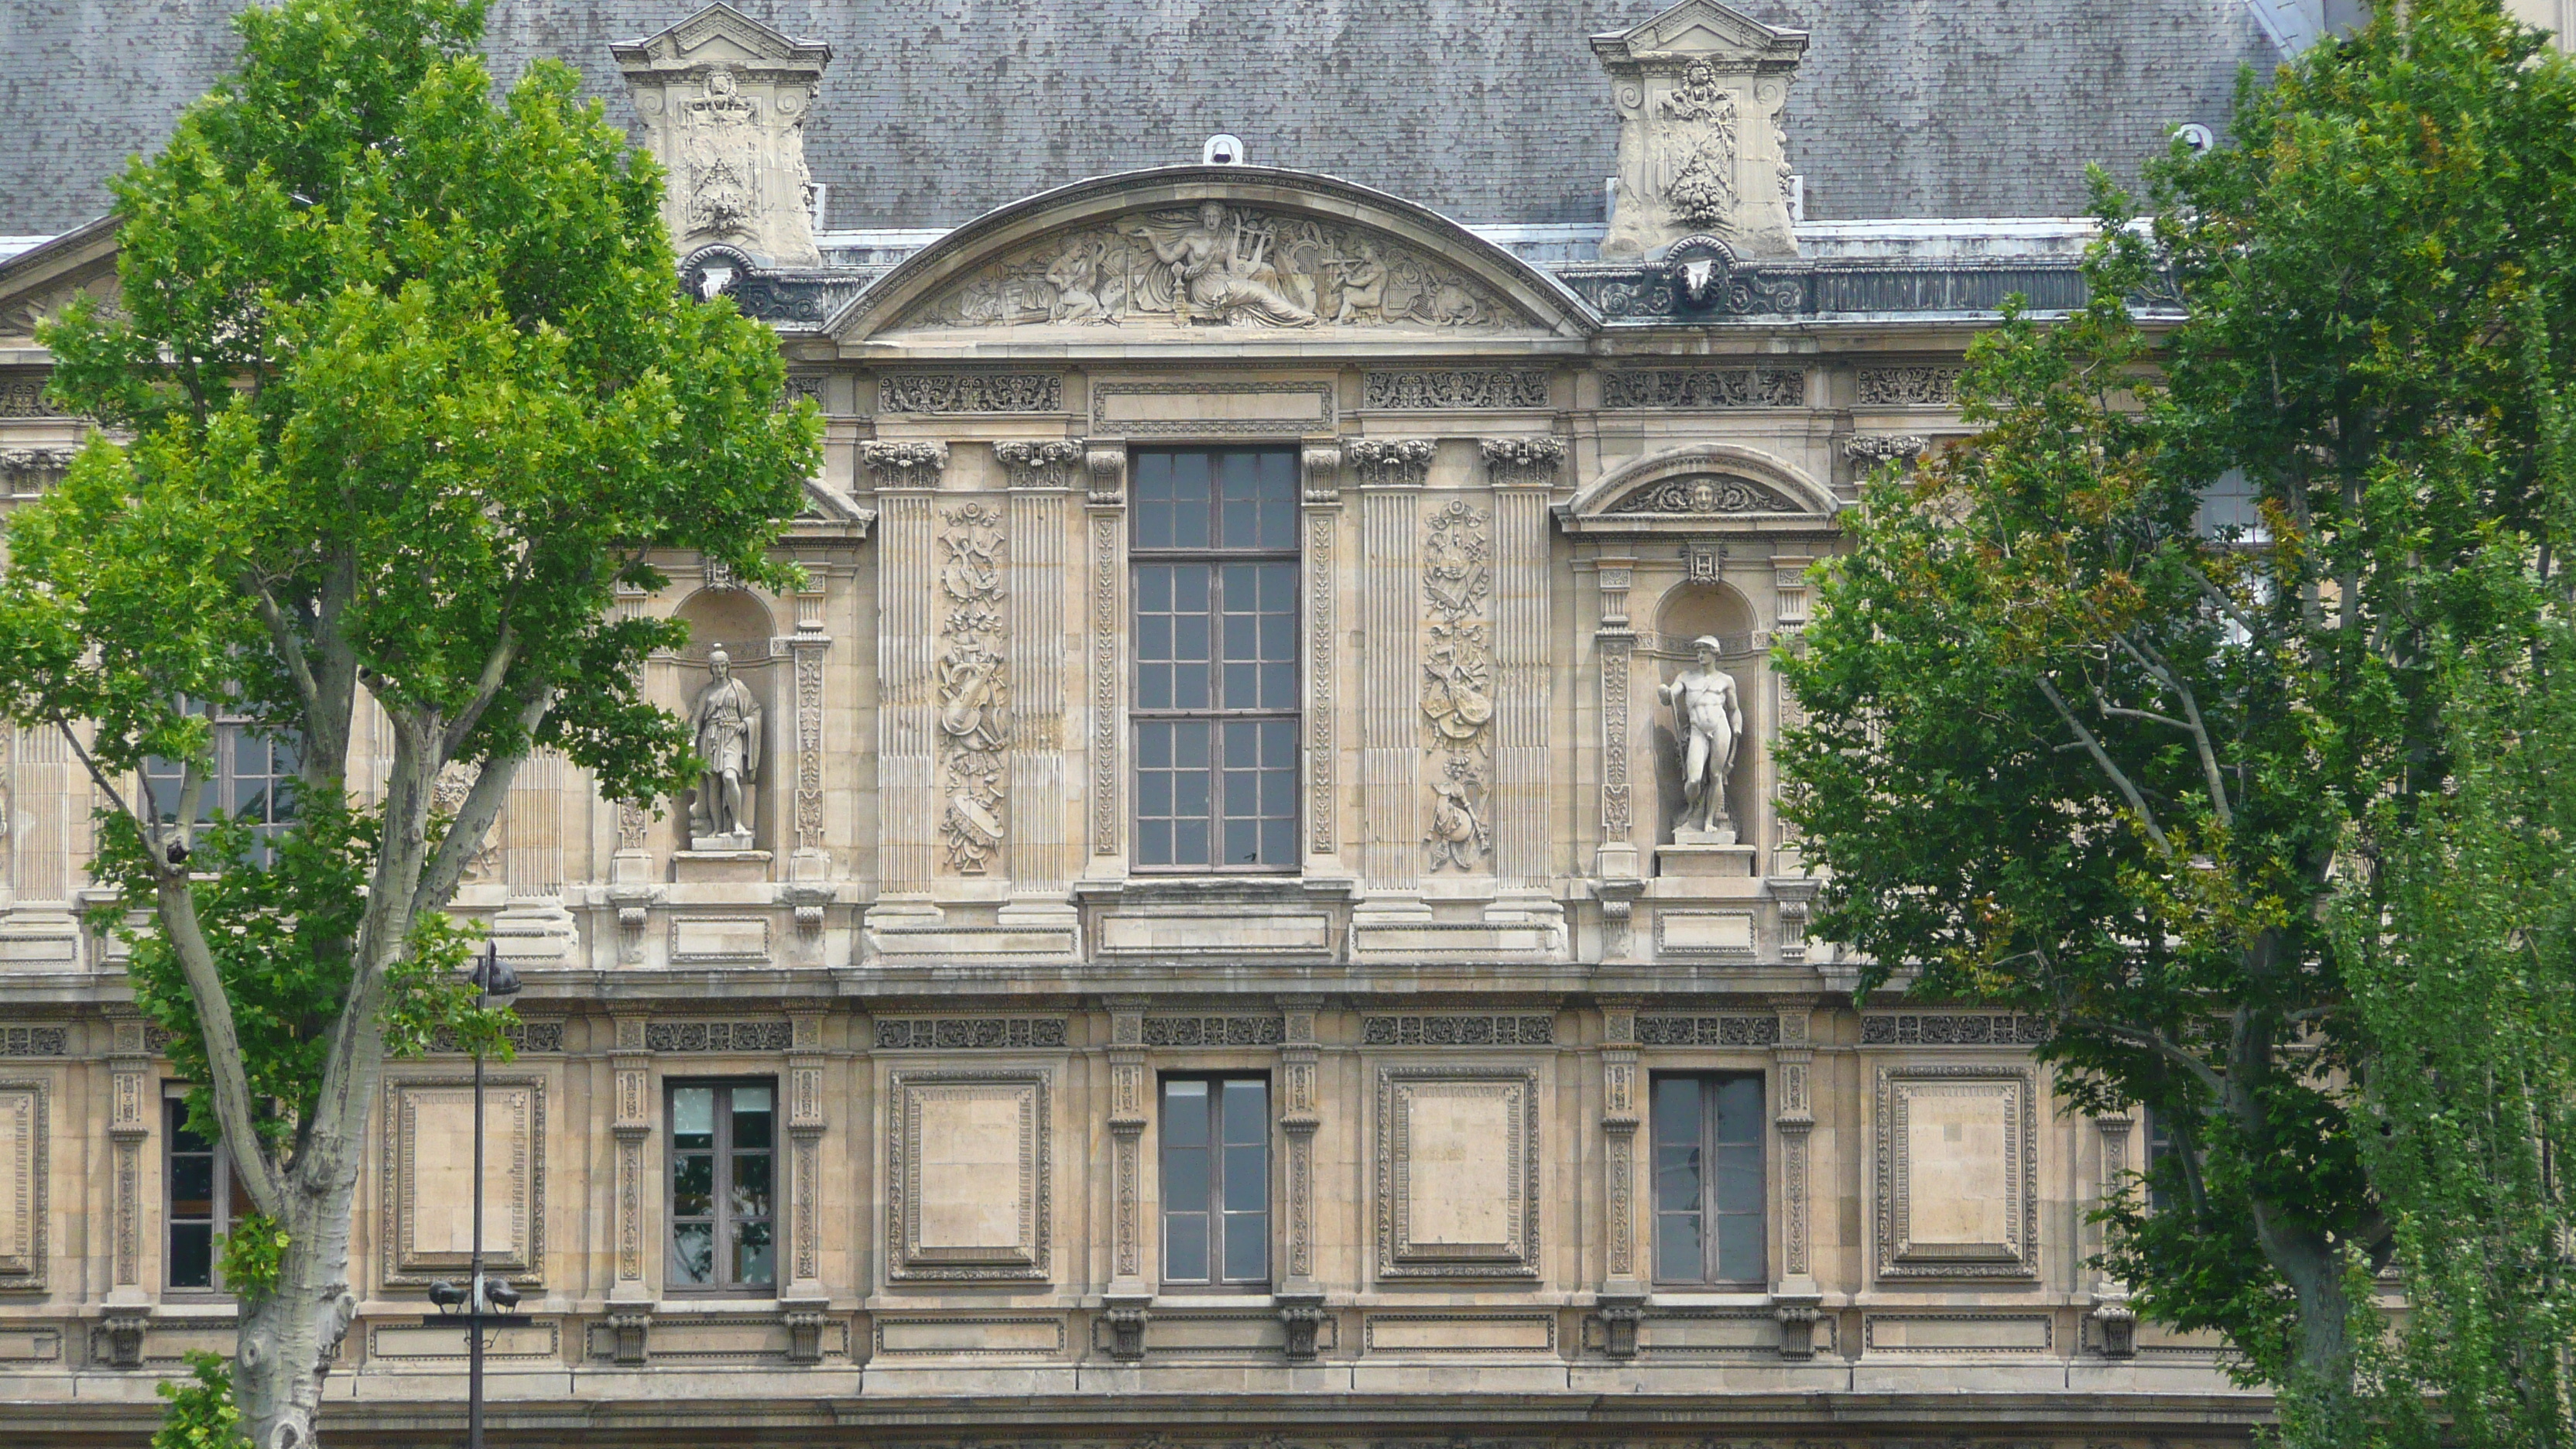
1160 1076 1270 1286
2145 1108 2177 1214
667 1081 776 1293
1132 448 1300 870
1652 1074 1766 1284
143 715 298 859
166 1096 252 1291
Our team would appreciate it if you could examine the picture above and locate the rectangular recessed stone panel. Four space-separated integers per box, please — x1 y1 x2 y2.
1657 909 1756 954
1377 1067 1540 1279
370 1323 557 1359
1875 1066 2038 1280
889 1071 1050 1280
1091 380 1334 437
1099 913 1331 954
383 1078 543 1283
1864 1314 2053 1351
1365 1315 1555 1352
875 1317 1064 1355
1140 1315 1290 1353
0 1085 39 1280
0 1329 58 1361
1642 1314 1779 1351
670 916 769 962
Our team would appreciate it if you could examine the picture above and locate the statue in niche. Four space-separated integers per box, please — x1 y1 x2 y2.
1132 202 1320 327
687 648 762 848
1660 635 1743 843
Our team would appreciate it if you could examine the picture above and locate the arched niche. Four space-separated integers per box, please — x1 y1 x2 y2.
1645 579 1767 861
665 587 780 858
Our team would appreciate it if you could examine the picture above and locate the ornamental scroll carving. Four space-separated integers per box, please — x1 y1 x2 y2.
1856 366 1963 406
879 373 1063 414
1607 474 1802 516
937 503 1009 872
1604 368 1802 409
1364 370 1549 409
1421 499 1493 871
899 203 1519 332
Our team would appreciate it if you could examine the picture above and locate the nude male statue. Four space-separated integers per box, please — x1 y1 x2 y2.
1659 635 1743 840
688 647 762 845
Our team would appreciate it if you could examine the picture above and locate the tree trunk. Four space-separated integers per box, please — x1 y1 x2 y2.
235 1136 366 1449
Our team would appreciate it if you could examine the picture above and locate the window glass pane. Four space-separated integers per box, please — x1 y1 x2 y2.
1714 1145 1762 1215
1175 815 1210 868
735 1218 774 1286
1165 1211 1209 1283
170 1154 215 1218
673 1153 714 1218
1135 453 1174 549
1258 451 1296 548
1218 451 1261 549
1714 1077 1763 1142
731 1151 772 1220
1654 1142 1702 1214
1222 1211 1268 1281
1222 1144 1267 1213
731 1088 773 1149
170 1223 214 1290
1656 1211 1703 1283
1219 1081 1267 1144
670 1222 714 1285
1163 1141 1208 1210
1714 1212 1762 1281
1653 1077 1701 1149
673 1088 715 1148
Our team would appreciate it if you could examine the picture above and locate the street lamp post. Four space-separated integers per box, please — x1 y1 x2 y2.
425 942 523 1449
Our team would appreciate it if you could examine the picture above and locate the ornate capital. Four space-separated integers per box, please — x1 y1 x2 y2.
1345 437 1436 488
993 438 1085 490
859 440 948 490
1480 436 1565 489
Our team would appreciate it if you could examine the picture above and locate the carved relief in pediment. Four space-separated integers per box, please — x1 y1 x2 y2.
895 202 1526 334
0 265 117 345
1607 473 1803 516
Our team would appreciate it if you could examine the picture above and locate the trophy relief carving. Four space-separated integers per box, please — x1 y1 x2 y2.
1420 499 1495 870
936 504 1009 872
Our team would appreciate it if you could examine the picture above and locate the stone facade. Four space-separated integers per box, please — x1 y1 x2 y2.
0 2 2259 1444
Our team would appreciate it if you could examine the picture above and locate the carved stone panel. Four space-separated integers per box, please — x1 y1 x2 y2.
1874 1066 2040 1281
936 502 1009 873
0 1084 45 1286
887 1070 1051 1282
879 373 1064 415
383 1078 546 1284
1375 1067 1541 1279
614 7 833 268
897 204 1526 334
1595 0 1810 261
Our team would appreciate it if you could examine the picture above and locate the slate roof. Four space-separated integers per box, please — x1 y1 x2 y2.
0 0 2283 237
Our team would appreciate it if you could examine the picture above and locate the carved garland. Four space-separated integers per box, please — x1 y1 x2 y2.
1421 498 1494 872
935 502 1009 872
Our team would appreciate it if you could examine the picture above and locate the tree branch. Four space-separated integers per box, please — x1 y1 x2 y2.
247 586 320 716
153 854 287 1221
436 622 519 760
416 687 553 914
2113 632 2235 831
2036 673 2174 856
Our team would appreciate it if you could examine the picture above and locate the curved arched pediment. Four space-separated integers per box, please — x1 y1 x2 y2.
1555 441 1838 536
829 166 1596 346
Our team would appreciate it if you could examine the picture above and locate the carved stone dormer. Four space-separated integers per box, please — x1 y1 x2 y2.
1594 0 1808 262
615 4 834 268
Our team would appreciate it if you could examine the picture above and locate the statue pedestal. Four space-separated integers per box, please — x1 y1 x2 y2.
1673 822 1738 846
672 849 772 885
1656 842 1757 879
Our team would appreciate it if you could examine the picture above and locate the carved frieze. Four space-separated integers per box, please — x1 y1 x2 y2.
1362 1014 1554 1046
643 1020 792 1052
1861 1012 2050 1046
0 1028 65 1057
936 502 1009 873
1607 474 1802 516
1140 1016 1285 1047
1856 365 1964 406
423 1021 564 1054
1603 368 1802 409
1635 1014 1780 1046
1364 370 1549 410
875 1018 1070 1050
0 379 63 418
899 203 1521 332
879 373 1064 415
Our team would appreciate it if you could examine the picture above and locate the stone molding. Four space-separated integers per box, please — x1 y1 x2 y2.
0 1083 46 1289
381 1076 546 1286
1874 1064 2040 1281
886 1070 1052 1282
1375 1066 1543 1280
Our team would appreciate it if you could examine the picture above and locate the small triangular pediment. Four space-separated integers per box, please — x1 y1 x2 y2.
1593 0 1807 67
0 218 121 348
614 4 830 74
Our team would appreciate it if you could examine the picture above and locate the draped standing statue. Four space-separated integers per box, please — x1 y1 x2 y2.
688 648 762 848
